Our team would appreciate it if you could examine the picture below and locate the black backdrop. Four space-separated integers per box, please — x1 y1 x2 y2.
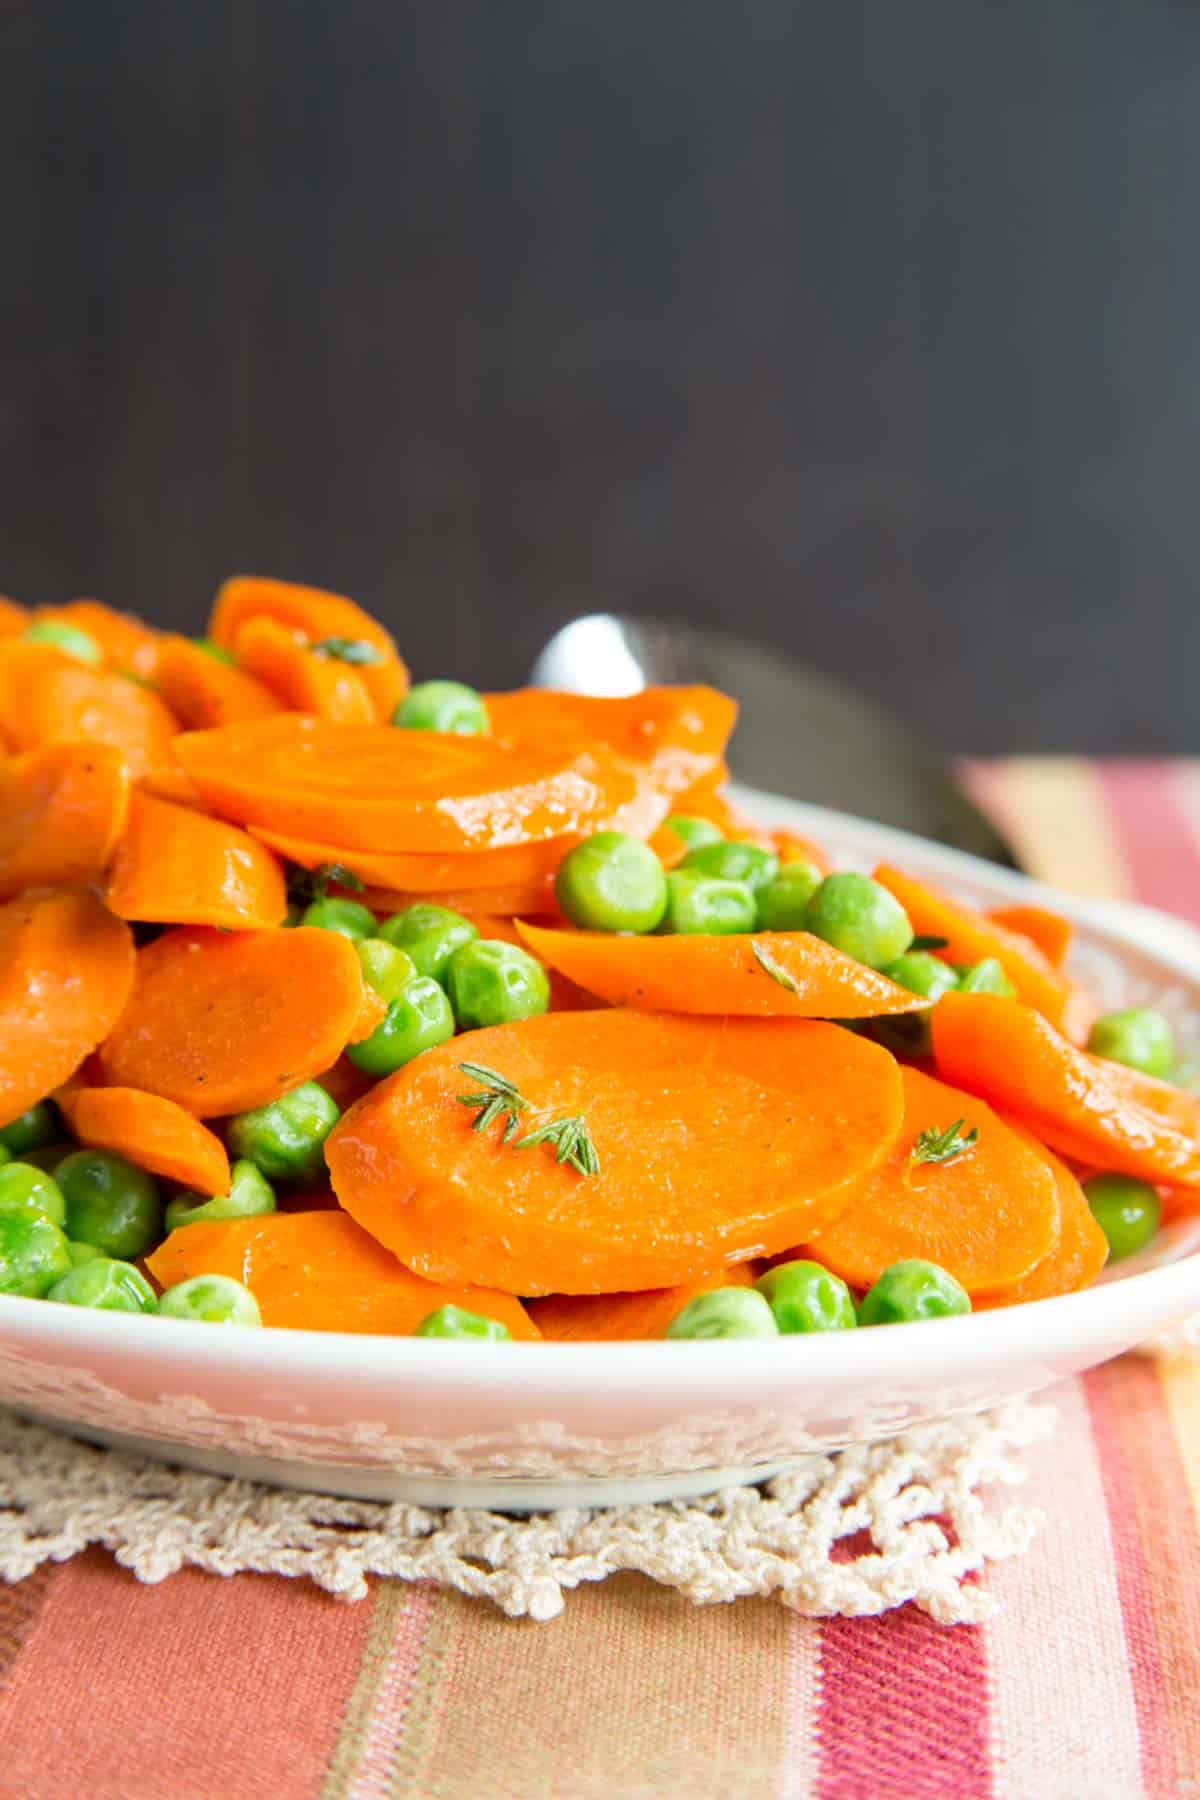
5 2 1200 751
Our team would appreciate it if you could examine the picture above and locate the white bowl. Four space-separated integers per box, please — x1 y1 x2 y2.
5 791 1200 1510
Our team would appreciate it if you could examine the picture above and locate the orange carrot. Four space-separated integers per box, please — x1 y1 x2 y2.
986 903 1074 970
974 1135 1108 1306
312 1055 376 1113
528 1264 756 1341
485 687 737 798
772 829 832 874
33 600 160 679
514 922 930 1019
356 880 559 918
105 790 288 930
146 1211 539 1338
208 575 408 721
802 1066 1061 1295
233 617 376 725
0 890 135 1130
58 1085 230 1196
932 991 1200 1188
326 1009 904 1295
153 634 283 728
0 743 130 901
250 826 576 894
97 925 372 1117
0 598 28 635
0 641 180 787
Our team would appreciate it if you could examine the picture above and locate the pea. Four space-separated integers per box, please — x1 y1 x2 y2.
195 636 235 665
66 1241 104 1266
0 1163 66 1227
378 904 479 982
554 831 669 933
158 1274 263 1326
415 1304 512 1341
755 1260 857 1333
227 1082 339 1183
56 1150 162 1260
755 862 825 931
883 952 960 1002
857 1259 971 1326
0 1213 71 1297
47 1258 158 1313
446 940 550 1029
957 958 1017 997
347 977 456 1075
681 840 779 893
23 619 103 664
804 873 913 970
0 1100 61 1156
165 1160 276 1233
392 680 490 735
1087 1008 1175 1081
300 896 377 940
659 870 757 936
664 815 723 851
1083 1173 1161 1261
665 1287 779 1339
355 937 417 1001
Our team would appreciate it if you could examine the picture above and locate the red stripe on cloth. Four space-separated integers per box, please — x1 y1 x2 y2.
1095 761 1200 924
816 1609 992 1799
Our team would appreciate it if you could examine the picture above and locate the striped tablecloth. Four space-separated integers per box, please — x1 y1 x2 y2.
2 759 1200 1800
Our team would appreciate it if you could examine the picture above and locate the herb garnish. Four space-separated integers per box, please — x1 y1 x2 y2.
516 1114 601 1177
456 1063 530 1142
909 935 950 953
751 938 802 994
311 636 383 665
286 861 365 907
909 1118 979 1170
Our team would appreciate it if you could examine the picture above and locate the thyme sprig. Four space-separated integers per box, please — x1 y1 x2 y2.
456 1063 530 1142
516 1114 601 1177
750 938 802 994
311 635 383 665
909 1118 979 1170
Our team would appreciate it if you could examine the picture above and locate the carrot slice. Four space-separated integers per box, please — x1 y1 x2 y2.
0 641 180 786
932 991 1200 1188
33 600 160 679
145 1211 539 1338
973 1134 1108 1307
0 598 28 635
233 617 376 725
326 1010 904 1295
0 743 130 901
209 575 408 721
174 715 650 853
987 903 1074 970
485 687 737 799
514 923 930 1019
312 1055 376 1113
153 635 284 729
250 826 575 894
105 790 288 930
0 890 135 1130
802 1066 1061 1295
528 1264 756 1341
357 880 559 920
97 925 371 1117
58 1085 230 1197
773 829 832 874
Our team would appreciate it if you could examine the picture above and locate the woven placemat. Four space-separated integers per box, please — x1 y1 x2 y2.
0 1401 1051 1624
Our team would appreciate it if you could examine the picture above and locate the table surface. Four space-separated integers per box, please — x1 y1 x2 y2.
2 758 1199 1800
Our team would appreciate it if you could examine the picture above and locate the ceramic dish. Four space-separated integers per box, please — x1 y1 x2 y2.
4 788 1200 1510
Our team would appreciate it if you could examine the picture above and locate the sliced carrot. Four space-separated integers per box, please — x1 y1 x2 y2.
773 828 831 874
0 641 180 787
514 923 930 1019
58 1085 230 1196
97 925 372 1117
209 575 408 721
356 880 558 918
233 617 376 725
649 822 688 869
528 1264 755 1341
485 687 737 799
0 743 130 901
312 1055 376 1113
987 903 1074 970
153 634 283 728
174 715 649 853
670 774 773 845
802 1066 1061 1295
0 890 135 1130
0 598 28 635
326 1010 904 1295
33 600 160 679
105 790 288 930
974 1137 1108 1307
250 826 574 894
145 1211 539 1338
932 991 1200 1188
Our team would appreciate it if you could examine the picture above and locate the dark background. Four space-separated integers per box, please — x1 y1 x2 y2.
5 2 1199 752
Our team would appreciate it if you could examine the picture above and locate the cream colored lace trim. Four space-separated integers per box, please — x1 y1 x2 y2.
0 1403 1050 1624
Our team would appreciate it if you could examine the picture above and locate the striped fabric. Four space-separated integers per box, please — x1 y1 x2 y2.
0 760 1198 1800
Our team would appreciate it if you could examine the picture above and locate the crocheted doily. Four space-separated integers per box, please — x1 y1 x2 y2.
0 1402 1050 1624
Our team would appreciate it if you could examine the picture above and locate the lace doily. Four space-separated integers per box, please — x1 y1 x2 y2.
0 1402 1050 1624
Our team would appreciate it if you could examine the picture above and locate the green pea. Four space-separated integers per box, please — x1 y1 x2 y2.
554 831 669 933
195 636 235 665
956 958 1017 997
355 937 417 1001
165 1160 277 1233
804 873 913 970
665 1287 779 1339
0 1100 61 1156
0 1163 66 1227
755 862 825 931
0 1213 71 1297
23 619 103 664
378 904 479 981
66 1241 104 1266
755 1260 857 1333
392 680 490 735
300 896 377 940
414 1304 512 1341
857 1259 971 1326
56 1150 162 1260
446 940 550 1029
664 815 723 851
1087 1008 1175 1080
347 977 456 1075
681 840 780 893
1083 1173 1161 1262
47 1258 158 1313
883 952 961 1002
158 1274 263 1326
659 870 757 935
227 1082 340 1183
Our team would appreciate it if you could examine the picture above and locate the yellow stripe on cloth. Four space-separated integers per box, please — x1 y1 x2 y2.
976 757 1135 898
